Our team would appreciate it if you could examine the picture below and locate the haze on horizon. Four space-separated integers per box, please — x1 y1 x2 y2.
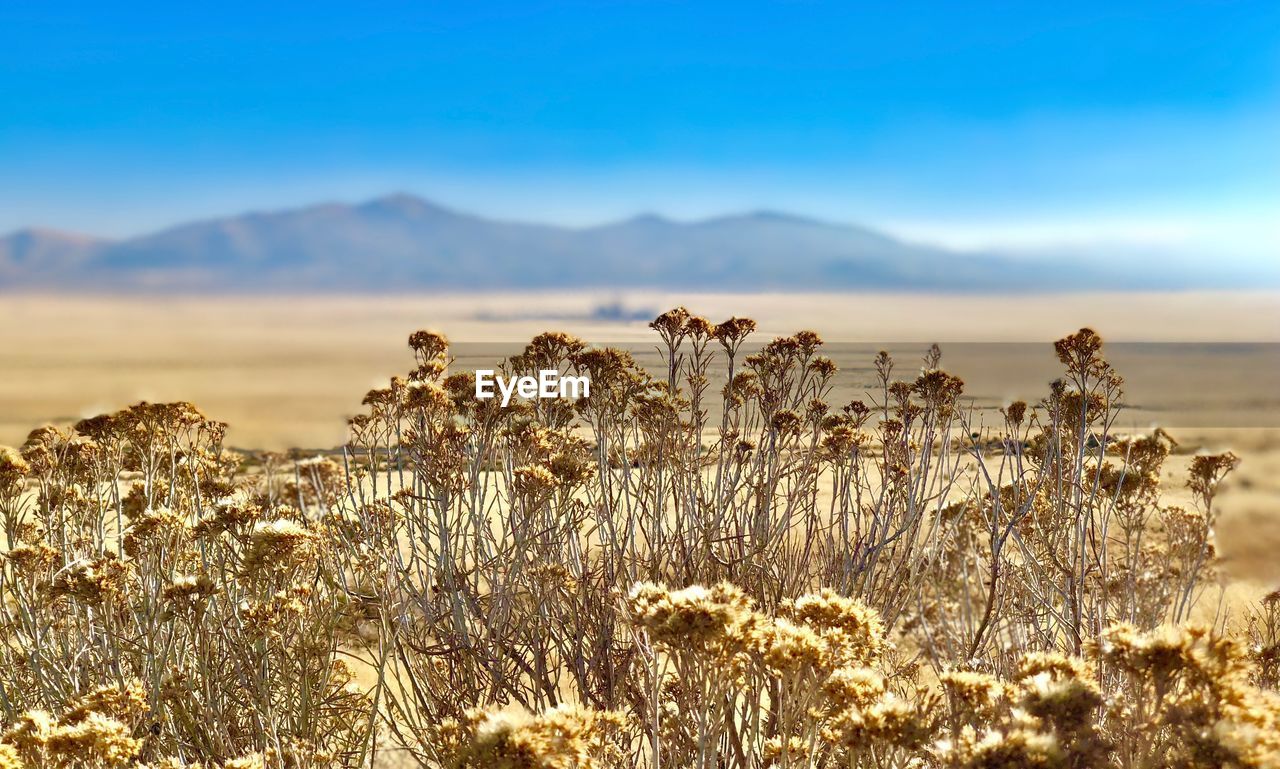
3 1 1279 270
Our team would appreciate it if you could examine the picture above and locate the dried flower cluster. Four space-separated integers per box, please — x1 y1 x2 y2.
0 403 369 768
1 311 1273 769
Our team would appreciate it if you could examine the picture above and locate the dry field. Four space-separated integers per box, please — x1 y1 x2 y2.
3 292 1277 592
3 292 1279 449
1 295 1279 768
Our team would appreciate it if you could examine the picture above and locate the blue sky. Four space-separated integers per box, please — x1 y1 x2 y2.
2 1 1278 262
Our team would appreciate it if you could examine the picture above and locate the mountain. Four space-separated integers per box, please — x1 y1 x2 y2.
0 193 1220 292
0 228 105 282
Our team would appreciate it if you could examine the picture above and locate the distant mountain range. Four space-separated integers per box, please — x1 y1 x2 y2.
0 193 1253 292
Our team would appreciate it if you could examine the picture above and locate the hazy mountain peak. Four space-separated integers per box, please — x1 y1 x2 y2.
0 193 1229 292
359 193 457 219
617 212 674 227
739 209 821 225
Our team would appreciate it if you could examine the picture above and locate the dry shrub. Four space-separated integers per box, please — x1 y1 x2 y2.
0 310 1274 768
0 404 370 768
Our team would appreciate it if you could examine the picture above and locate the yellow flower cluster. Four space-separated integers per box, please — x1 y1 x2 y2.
438 705 627 769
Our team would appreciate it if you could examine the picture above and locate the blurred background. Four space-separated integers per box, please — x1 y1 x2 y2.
1 1 1278 449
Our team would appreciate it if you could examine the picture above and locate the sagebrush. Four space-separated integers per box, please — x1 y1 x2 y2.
1 309 1277 768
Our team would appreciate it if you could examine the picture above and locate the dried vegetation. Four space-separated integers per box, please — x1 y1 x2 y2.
0 309 1276 768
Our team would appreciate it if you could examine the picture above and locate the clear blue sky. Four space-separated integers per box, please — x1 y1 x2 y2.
2 2 1277 261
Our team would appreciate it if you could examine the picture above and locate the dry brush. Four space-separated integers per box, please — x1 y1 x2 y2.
0 310 1276 768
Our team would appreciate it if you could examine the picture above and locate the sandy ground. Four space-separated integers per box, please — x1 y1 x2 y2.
1162 428 1280 599
1 292 1277 595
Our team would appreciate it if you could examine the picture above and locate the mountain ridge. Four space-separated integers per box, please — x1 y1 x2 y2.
0 193 1234 292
